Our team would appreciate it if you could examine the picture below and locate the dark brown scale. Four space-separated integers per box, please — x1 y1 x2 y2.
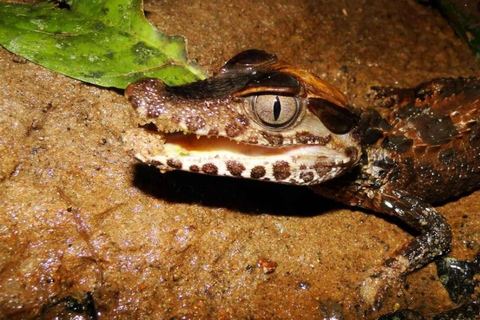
260 131 284 146
273 161 290 180
410 111 459 145
368 79 480 203
313 77 480 306
201 164 217 174
250 166 266 179
189 165 200 173
186 116 206 131
226 160 246 177
167 159 182 169
439 147 458 165
415 77 480 100
381 134 413 153
330 78 480 203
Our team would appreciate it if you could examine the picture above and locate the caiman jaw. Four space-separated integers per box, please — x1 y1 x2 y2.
126 130 355 185
124 49 361 186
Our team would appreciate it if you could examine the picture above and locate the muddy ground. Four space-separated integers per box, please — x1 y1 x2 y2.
1 0 479 319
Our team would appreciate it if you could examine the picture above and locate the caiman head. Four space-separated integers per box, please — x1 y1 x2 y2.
124 50 361 186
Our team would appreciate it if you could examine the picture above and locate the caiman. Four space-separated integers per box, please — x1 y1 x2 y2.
123 49 480 308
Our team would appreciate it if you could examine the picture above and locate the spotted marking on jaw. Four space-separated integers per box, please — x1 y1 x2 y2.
314 162 332 176
273 161 291 180
186 116 206 131
202 163 218 175
190 165 200 172
226 160 246 176
261 131 283 146
251 166 266 179
300 171 314 183
296 131 331 145
224 115 250 138
167 158 182 169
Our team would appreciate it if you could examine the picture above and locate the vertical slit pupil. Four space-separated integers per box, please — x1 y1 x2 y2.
273 96 281 121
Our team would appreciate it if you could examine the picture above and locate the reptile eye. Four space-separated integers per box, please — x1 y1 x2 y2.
308 98 357 134
253 95 299 127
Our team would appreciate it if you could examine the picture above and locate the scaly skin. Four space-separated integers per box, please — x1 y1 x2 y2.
123 50 480 309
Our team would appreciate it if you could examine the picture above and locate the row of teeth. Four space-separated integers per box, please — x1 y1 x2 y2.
164 127 327 146
130 126 352 184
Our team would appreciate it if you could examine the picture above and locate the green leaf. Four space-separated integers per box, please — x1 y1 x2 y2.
0 0 206 88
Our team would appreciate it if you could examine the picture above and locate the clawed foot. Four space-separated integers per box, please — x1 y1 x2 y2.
358 262 407 312
359 268 390 311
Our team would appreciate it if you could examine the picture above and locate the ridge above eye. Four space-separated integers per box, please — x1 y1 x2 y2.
220 49 278 73
253 95 299 127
